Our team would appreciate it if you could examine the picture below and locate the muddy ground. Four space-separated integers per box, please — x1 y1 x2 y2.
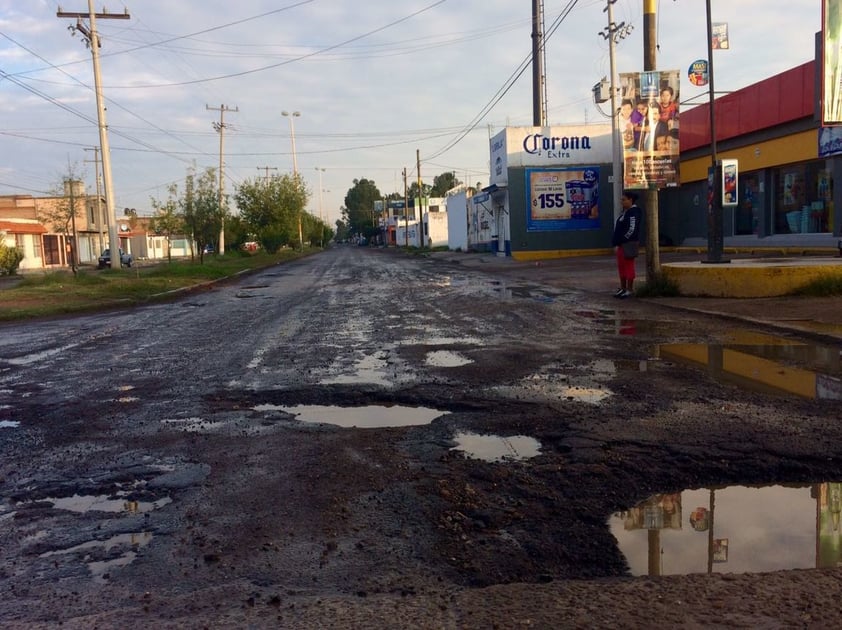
1 246 841 628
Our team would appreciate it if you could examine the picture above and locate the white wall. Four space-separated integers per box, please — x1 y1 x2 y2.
446 191 469 251
427 212 449 248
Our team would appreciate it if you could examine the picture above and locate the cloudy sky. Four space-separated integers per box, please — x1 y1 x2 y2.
0 1 822 226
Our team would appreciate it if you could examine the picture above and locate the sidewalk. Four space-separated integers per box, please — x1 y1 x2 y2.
429 250 842 341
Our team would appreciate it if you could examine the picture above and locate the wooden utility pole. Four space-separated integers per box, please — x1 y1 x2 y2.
58 2 130 269
207 104 238 254
531 0 547 126
643 0 661 279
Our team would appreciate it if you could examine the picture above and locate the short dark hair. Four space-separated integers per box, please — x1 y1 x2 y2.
622 190 638 202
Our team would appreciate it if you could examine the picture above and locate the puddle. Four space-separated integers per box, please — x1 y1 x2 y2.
425 350 473 367
255 404 448 428
559 385 612 404
779 320 842 336
40 532 154 584
450 431 541 462
610 482 842 576
0 420 20 428
657 332 842 399
40 494 171 514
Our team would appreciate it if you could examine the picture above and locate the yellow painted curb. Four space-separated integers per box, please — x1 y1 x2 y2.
662 258 842 297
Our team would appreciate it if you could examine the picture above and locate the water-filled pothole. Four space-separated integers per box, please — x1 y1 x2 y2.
610 482 842 576
0 420 20 428
657 331 842 399
40 532 154 583
41 494 171 514
425 350 473 367
450 432 541 462
254 404 448 428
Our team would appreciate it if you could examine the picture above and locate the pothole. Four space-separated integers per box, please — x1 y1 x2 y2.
425 350 473 367
39 494 171 514
450 431 541 462
254 404 448 428
40 532 154 584
610 482 842 576
0 420 20 428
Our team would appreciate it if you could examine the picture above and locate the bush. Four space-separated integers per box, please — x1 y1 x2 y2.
0 244 24 276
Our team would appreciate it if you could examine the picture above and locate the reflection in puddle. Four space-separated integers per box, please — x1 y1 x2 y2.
0 420 20 428
657 330 842 399
255 404 448 428
425 350 473 367
610 482 842 576
451 432 541 462
42 494 171 514
559 386 612 404
40 532 154 584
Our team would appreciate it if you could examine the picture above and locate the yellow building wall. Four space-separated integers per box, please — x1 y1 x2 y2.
681 129 818 183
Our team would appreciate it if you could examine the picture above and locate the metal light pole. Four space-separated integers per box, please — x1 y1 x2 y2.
703 0 727 264
282 110 303 250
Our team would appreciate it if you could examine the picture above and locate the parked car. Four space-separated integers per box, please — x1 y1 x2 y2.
97 248 133 269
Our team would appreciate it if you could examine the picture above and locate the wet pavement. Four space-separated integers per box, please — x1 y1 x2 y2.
430 249 842 340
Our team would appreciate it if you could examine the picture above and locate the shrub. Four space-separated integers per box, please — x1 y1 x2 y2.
0 244 24 276
791 273 842 296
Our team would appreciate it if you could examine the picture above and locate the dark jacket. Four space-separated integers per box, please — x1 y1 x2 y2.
612 205 642 246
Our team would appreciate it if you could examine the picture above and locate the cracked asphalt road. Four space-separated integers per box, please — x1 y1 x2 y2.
1 246 841 628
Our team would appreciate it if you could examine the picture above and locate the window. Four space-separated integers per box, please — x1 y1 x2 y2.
15 234 25 250
772 160 833 234
734 172 760 235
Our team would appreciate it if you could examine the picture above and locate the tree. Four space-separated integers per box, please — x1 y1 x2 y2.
180 167 221 262
343 178 381 237
148 184 185 263
430 171 461 197
234 173 308 253
406 180 432 201
39 164 86 273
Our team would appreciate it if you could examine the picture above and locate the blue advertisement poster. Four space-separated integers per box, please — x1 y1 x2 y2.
525 167 600 232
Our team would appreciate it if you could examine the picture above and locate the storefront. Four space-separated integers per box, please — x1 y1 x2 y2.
661 59 842 247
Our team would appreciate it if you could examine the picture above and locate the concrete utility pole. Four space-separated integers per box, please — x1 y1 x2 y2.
84 146 106 254
257 166 278 184
601 0 628 221
531 0 547 126
58 1 129 269
416 149 424 248
207 104 238 255
642 0 661 279
403 167 409 249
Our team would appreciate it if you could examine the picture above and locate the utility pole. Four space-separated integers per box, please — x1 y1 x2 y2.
601 0 631 221
703 0 726 264
58 2 129 270
207 104 238 254
315 167 326 248
416 149 423 248
257 166 278 184
84 146 107 254
403 167 409 249
531 0 547 126
642 0 661 279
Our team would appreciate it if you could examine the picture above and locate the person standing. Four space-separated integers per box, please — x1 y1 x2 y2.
612 191 642 298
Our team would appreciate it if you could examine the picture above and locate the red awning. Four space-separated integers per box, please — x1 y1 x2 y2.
0 221 47 234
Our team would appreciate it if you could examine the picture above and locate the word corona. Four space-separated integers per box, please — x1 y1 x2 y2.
522 134 592 156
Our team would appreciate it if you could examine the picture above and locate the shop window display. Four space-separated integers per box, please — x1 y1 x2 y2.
735 173 760 235
773 161 833 234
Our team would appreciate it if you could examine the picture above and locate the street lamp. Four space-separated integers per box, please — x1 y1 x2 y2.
281 110 300 175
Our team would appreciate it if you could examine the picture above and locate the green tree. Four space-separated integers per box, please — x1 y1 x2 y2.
430 171 461 197
148 184 185 263
234 173 308 253
39 165 86 272
180 167 221 262
342 178 381 238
